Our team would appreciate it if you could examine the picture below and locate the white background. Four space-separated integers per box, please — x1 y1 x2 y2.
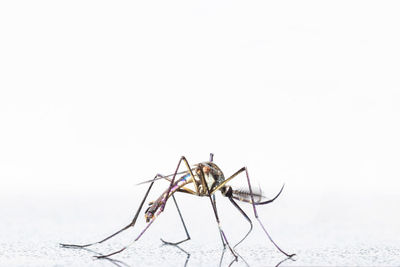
0 1 399 265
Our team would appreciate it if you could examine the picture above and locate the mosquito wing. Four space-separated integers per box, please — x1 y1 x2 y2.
136 169 196 185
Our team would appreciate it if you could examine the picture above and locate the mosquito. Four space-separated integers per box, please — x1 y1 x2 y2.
60 153 295 260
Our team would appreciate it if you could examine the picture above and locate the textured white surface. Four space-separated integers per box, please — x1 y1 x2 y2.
1 192 399 266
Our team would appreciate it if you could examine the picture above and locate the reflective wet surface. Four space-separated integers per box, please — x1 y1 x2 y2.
1 192 399 266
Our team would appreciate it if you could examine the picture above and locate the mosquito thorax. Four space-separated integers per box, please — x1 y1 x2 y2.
194 162 225 194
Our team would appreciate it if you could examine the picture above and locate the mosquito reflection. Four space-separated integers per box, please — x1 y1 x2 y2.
160 242 191 267
275 255 297 267
65 246 131 267
219 247 250 267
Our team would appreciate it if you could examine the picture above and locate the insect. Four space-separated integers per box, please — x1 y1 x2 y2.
60 154 295 260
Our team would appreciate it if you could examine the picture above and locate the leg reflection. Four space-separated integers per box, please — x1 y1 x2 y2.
160 243 191 267
79 247 131 267
275 255 297 267
220 247 249 267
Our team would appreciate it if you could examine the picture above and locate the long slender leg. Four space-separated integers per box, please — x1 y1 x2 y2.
177 187 196 195
236 251 250 267
159 156 202 245
215 167 295 257
199 168 237 260
219 246 249 267
173 154 224 248
160 194 191 245
95 156 196 259
228 197 253 248
213 194 226 248
96 186 185 259
60 174 160 248
232 167 295 258
209 153 227 247
95 193 166 258
210 167 246 195
208 194 236 259
162 156 199 211
244 168 295 257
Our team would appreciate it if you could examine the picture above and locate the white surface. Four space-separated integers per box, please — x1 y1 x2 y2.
1 1 400 266
0 192 399 266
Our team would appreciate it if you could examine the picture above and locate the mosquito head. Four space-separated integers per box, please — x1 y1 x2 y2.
202 165 211 174
194 163 212 176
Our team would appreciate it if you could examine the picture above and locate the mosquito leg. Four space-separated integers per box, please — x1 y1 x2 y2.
199 168 237 260
220 246 249 267
254 184 285 205
236 251 250 267
208 196 237 260
162 156 199 211
243 167 296 258
95 202 160 259
95 156 194 258
160 194 191 246
228 196 253 248
213 194 226 248
160 155 202 246
60 173 160 249
95 197 173 259
216 167 295 257
210 154 226 247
